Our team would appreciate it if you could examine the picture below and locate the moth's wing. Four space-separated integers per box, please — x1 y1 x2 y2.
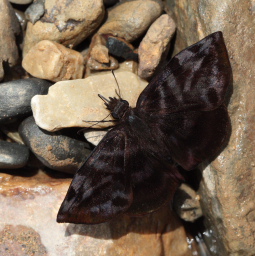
124 133 183 215
149 105 231 170
135 31 231 170
136 31 232 113
57 126 133 224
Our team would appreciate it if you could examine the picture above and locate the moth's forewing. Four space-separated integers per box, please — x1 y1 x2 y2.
136 31 232 113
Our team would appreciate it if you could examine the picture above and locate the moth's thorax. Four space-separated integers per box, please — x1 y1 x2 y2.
104 97 130 120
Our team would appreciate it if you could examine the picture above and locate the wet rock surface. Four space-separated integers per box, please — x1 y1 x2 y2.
0 78 51 124
19 116 91 174
0 141 29 169
0 170 194 256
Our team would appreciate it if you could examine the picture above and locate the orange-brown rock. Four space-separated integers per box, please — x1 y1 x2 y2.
170 0 255 255
22 40 84 82
138 14 176 79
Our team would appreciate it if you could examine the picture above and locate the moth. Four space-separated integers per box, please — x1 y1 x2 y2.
57 31 232 224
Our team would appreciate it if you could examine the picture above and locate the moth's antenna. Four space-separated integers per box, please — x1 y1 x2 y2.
111 70 122 99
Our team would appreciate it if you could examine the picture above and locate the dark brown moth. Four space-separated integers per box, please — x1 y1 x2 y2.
57 31 232 224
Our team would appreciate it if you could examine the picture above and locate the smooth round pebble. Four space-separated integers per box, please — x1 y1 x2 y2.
0 78 51 124
0 141 29 169
98 0 163 42
19 116 91 174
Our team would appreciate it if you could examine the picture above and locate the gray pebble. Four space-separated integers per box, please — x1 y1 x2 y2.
0 141 29 169
0 78 51 124
19 116 91 174
25 0 45 24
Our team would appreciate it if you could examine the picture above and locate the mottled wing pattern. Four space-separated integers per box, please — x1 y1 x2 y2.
136 31 232 170
123 132 183 215
57 126 133 224
57 123 184 223
136 31 232 113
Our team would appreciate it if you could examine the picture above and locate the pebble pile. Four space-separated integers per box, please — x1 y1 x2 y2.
0 0 176 173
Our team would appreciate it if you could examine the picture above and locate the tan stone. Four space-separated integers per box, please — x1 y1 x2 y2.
138 14 176 79
84 129 108 146
23 0 105 55
0 0 20 80
98 0 163 42
0 170 193 256
169 0 255 255
31 71 148 131
22 40 84 82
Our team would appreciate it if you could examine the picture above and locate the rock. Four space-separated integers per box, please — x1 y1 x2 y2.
9 0 33 4
0 78 51 124
170 1 255 255
103 0 119 7
87 56 119 71
173 184 202 223
84 129 108 146
0 225 47 255
31 71 148 131
118 60 138 74
22 40 84 82
0 170 194 256
90 44 110 64
0 0 21 80
25 0 45 24
98 0 163 42
138 14 176 79
0 122 24 144
23 0 105 55
19 116 91 174
0 141 29 169
14 9 27 31
105 35 138 61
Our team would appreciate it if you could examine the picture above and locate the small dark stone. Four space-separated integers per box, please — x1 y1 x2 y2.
19 116 91 174
0 141 29 169
105 36 138 61
25 0 45 24
103 0 119 7
0 78 51 124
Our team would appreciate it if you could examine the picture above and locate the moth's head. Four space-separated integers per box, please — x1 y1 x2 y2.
98 94 129 119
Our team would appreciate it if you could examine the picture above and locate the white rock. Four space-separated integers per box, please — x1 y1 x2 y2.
84 129 108 146
31 71 148 131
